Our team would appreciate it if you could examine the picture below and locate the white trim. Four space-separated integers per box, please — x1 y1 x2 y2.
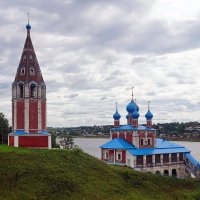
38 99 42 132
24 99 29 132
14 136 19 147
48 135 52 149
116 150 122 161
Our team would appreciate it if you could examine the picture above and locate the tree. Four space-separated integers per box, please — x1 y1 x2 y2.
0 113 11 144
59 134 74 149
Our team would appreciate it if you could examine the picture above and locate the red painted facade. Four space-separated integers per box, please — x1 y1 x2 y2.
9 136 14 146
17 101 24 129
112 132 118 139
126 132 133 144
18 136 48 147
29 101 38 132
41 100 46 130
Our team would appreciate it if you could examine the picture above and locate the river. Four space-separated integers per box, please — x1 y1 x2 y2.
74 138 200 161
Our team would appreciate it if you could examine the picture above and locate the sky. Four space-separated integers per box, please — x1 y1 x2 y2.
1 0 200 127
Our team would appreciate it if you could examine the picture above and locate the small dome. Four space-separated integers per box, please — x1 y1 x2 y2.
26 23 31 30
145 110 153 120
132 110 140 119
113 111 121 120
126 100 136 113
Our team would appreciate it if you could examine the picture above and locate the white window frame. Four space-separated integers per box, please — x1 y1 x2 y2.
116 150 122 161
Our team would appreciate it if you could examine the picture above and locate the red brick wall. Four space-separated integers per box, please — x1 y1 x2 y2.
17 101 24 129
119 131 125 139
18 136 48 147
29 101 38 132
12 102 14 130
126 132 133 144
9 136 14 146
111 132 118 139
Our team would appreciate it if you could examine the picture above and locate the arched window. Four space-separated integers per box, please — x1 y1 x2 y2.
172 169 177 177
30 83 37 98
156 171 160 175
30 67 35 76
19 83 24 98
20 67 25 75
23 55 26 61
164 170 169 176
41 85 46 99
29 55 33 61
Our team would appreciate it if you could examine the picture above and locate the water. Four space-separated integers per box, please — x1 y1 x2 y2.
74 138 200 161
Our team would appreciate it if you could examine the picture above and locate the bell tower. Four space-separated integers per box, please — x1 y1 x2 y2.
8 20 51 148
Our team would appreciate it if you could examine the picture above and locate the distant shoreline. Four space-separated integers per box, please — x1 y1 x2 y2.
73 135 200 142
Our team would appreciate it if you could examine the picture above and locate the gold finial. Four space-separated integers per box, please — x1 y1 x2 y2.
148 101 151 111
115 102 118 111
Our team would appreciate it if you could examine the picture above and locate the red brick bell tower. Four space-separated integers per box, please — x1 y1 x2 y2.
8 21 51 148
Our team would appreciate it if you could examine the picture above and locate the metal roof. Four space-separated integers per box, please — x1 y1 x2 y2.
111 124 156 131
100 138 136 149
100 138 190 156
185 153 200 169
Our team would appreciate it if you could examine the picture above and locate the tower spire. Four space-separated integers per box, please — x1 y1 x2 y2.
115 102 118 111
148 101 151 111
131 86 134 100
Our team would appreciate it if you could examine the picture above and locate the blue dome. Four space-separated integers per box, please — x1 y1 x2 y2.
145 110 153 120
126 114 129 119
113 111 121 120
132 110 140 119
126 100 136 113
26 23 31 30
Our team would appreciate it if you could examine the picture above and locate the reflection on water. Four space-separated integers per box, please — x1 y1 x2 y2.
74 138 200 161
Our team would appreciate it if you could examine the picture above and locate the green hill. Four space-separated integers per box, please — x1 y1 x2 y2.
0 145 200 200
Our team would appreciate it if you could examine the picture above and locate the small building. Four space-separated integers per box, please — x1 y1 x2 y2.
8 22 51 148
100 94 200 179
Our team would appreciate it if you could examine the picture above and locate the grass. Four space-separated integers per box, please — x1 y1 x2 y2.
0 145 200 200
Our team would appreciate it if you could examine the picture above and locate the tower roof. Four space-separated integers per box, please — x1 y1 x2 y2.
14 23 44 84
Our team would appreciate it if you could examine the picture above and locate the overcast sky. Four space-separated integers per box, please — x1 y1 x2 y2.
1 0 200 127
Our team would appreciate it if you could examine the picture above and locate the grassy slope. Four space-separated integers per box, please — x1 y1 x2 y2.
0 145 200 200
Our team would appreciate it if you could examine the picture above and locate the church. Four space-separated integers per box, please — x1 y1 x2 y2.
100 92 200 178
8 22 51 148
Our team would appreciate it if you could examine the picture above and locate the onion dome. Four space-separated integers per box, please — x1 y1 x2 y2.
26 23 31 30
134 99 139 112
145 110 153 120
113 111 121 120
126 100 136 113
132 110 140 119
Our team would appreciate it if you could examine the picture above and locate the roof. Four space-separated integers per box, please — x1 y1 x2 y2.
111 124 156 131
14 23 44 84
100 138 190 156
100 138 136 149
185 153 200 169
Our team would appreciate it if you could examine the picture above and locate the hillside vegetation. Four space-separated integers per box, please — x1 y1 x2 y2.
0 145 200 200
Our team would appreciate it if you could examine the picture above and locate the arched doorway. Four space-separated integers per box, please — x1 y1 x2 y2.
164 170 169 176
172 169 177 177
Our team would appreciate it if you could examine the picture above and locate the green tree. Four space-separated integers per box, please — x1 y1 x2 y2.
0 113 11 144
59 134 74 149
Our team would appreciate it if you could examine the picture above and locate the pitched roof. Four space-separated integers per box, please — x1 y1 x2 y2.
100 138 136 149
14 24 44 84
100 138 190 155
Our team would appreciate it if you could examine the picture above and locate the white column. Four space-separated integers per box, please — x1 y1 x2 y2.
161 154 163 165
14 136 19 147
48 135 52 149
38 99 42 132
114 150 116 163
152 154 155 165
24 99 29 132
